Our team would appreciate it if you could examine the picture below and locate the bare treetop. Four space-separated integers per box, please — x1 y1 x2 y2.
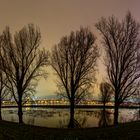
96 11 140 124
51 27 99 104
96 12 140 103
0 24 49 123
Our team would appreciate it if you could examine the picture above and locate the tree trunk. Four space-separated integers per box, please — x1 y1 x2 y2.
0 97 2 120
114 101 119 125
139 104 140 118
103 101 106 108
102 108 107 127
68 100 75 128
18 97 23 124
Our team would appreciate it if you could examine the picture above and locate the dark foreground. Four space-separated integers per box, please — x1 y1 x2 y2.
0 120 140 140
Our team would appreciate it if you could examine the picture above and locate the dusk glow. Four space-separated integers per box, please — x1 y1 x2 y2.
0 1 139 139
0 0 140 97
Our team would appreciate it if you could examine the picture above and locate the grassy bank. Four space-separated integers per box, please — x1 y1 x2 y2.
0 120 140 140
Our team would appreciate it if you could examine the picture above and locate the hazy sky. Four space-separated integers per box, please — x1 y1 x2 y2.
0 0 140 97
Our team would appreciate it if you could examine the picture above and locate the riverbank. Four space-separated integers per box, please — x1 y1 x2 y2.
2 104 140 109
0 120 140 140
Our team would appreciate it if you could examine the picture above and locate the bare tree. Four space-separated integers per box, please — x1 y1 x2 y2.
51 27 99 128
100 82 112 107
0 24 49 123
96 12 140 125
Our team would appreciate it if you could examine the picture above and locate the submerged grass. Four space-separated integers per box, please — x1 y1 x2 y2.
0 120 140 140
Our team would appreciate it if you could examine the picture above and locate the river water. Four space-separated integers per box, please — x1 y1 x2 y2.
2 108 140 128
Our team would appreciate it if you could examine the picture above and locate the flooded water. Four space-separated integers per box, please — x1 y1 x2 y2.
2 108 140 128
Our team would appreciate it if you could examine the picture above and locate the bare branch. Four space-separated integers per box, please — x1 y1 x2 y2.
51 27 99 106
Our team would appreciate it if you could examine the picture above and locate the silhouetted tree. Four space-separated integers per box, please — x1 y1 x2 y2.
100 82 112 107
96 12 140 125
0 24 49 123
51 27 99 128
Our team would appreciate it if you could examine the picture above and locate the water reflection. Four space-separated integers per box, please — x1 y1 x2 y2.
131 109 140 121
98 109 112 127
118 109 140 123
2 108 140 128
58 112 88 128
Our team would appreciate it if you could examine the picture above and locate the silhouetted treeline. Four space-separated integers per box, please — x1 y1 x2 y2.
0 11 140 127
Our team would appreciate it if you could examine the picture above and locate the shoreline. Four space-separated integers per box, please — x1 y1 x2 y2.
1 105 140 109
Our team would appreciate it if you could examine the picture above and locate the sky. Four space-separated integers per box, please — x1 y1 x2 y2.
0 0 140 98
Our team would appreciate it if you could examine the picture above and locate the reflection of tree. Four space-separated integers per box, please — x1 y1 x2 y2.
131 109 140 121
10 116 16 123
85 110 100 118
68 116 87 128
29 109 55 118
59 112 88 128
98 109 112 127
27 116 35 125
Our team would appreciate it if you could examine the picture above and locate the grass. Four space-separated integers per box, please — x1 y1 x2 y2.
0 120 140 140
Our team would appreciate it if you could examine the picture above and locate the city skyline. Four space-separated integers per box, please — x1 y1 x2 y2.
0 0 140 97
